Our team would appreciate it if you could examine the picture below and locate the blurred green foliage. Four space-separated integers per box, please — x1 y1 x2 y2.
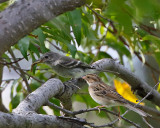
1 0 160 127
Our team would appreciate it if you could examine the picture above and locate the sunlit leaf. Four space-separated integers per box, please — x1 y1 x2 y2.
39 107 47 114
156 83 160 111
143 35 160 47
114 80 144 105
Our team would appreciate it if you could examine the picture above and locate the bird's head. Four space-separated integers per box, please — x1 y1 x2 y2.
40 52 59 64
82 74 102 85
31 51 59 71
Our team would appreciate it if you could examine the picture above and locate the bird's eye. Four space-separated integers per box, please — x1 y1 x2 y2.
87 76 90 78
44 55 49 59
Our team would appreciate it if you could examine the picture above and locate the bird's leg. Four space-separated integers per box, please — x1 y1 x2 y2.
117 106 122 120
96 105 105 113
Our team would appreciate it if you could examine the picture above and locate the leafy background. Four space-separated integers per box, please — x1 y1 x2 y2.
1 0 160 127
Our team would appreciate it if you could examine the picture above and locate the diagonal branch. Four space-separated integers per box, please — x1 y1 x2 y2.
10 78 86 128
0 0 85 55
12 77 140 128
13 78 64 113
92 59 160 107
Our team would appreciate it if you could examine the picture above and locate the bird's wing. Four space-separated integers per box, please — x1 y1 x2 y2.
93 84 126 103
56 56 92 69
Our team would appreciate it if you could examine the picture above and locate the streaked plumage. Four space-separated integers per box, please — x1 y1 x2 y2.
82 74 149 117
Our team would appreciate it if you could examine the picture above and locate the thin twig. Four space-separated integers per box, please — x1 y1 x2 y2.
9 65 44 83
86 4 160 74
86 4 110 22
8 49 32 93
47 102 141 128
103 81 160 128
0 55 30 65
0 58 24 65
46 39 66 54
2 78 19 82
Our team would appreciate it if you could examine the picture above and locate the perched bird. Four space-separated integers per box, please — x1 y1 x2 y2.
31 51 116 78
82 74 149 117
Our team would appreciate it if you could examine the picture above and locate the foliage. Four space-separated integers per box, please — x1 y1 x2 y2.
114 80 144 105
1 0 160 127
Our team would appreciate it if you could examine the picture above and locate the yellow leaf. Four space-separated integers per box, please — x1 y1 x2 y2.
114 80 144 105
156 83 160 111
157 83 160 93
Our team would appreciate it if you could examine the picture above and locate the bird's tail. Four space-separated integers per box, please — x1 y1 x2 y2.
96 69 119 75
125 104 151 117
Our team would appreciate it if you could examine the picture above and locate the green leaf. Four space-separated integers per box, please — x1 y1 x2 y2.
39 107 47 114
97 52 112 59
2 53 11 63
143 35 160 47
66 43 77 58
49 98 60 116
29 42 40 58
18 36 30 60
106 39 131 58
29 51 37 74
16 83 22 92
132 0 160 20
10 80 19 99
82 8 93 24
82 22 98 40
44 16 72 42
32 28 48 53
104 0 133 35
10 92 23 109
30 80 40 90
68 9 82 45
154 52 160 65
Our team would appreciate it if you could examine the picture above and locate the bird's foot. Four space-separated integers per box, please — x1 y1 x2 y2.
95 106 105 113
117 106 122 120
118 111 121 120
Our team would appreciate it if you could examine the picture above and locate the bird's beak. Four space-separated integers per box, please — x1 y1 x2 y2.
31 59 43 72
82 76 86 80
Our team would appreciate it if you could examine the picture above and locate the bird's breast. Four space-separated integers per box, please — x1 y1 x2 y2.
52 66 84 78
88 87 106 105
88 86 123 107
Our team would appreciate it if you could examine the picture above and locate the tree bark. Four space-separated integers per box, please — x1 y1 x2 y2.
6 78 85 128
0 0 85 55
0 112 85 128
